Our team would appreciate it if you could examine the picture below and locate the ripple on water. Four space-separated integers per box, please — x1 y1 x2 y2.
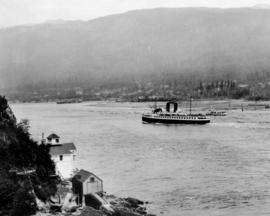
10 102 270 216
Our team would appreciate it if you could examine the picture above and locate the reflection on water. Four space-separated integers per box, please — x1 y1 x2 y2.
11 101 270 216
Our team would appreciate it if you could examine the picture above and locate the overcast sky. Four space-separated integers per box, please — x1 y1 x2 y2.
0 0 270 28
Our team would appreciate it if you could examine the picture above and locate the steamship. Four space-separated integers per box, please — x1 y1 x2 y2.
206 108 226 116
142 101 210 124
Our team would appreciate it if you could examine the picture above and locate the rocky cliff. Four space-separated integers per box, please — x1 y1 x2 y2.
0 95 56 215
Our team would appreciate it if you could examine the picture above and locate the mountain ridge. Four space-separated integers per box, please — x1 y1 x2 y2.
1 7 270 91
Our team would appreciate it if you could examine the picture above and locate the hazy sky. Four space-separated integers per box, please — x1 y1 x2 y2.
0 0 270 27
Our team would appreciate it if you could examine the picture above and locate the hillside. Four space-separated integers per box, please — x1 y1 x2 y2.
1 7 270 93
0 96 56 215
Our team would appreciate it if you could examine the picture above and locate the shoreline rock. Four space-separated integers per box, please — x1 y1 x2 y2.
34 193 155 216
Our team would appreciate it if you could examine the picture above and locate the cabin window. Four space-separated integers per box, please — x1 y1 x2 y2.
59 155 63 161
90 177 95 182
56 138 59 143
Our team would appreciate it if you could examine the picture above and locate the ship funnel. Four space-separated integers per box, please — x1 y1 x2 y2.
166 102 178 112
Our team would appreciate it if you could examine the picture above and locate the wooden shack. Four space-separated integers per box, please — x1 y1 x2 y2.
71 169 103 205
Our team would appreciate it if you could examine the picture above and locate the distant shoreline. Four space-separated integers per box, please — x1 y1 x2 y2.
9 99 270 111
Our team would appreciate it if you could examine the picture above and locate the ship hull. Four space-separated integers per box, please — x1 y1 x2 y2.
142 116 210 124
206 113 226 116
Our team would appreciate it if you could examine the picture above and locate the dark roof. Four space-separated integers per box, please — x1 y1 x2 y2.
72 169 102 183
47 133 60 139
49 143 76 155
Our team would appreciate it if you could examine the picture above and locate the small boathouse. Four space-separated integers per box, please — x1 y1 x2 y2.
72 169 103 205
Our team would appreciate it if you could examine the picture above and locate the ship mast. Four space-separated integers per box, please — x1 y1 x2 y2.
189 96 192 115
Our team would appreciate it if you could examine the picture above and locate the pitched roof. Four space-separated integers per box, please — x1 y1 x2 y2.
72 169 102 183
73 169 91 183
49 143 76 155
47 133 60 139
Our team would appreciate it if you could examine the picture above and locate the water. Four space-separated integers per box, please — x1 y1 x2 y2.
10 101 270 216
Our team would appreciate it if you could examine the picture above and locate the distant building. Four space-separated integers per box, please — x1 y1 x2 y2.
46 133 77 179
238 84 249 88
72 169 103 205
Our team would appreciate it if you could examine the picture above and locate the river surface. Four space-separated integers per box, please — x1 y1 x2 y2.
10 101 270 216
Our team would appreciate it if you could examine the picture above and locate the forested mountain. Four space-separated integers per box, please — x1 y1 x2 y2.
1 7 270 99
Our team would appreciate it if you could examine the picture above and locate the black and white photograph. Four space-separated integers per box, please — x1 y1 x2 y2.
1 0 270 215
